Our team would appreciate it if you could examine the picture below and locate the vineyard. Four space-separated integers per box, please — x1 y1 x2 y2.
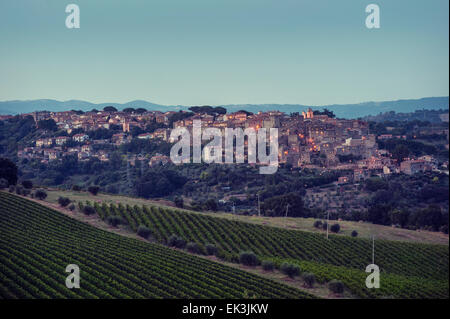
89 200 449 298
0 192 316 299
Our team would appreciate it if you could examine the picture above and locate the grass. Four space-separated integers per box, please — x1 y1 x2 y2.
0 192 316 299
44 189 449 245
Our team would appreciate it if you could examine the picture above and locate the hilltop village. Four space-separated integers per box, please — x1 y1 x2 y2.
6 106 447 180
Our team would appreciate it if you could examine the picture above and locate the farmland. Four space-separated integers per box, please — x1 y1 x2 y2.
0 192 315 299
88 199 449 298
45 189 449 245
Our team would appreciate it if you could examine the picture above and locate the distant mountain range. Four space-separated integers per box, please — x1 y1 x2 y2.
0 96 448 119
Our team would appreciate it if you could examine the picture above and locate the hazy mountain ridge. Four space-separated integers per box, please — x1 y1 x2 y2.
0 96 448 119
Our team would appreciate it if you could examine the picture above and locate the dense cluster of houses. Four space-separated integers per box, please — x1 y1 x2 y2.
12 108 445 176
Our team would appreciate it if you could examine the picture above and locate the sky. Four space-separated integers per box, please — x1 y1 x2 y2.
0 0 448 106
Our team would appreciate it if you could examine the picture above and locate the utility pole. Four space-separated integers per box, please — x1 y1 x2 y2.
140 155 144 177
372 235 375 264
285 203 289 228
257 194 260 217
126 153 132 188
232 200 235 218
326 210 330 239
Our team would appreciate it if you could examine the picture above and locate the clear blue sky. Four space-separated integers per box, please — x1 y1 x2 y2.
0 0 448 106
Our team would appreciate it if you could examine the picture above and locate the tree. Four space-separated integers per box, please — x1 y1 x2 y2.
72 184 82 191
365 177 387 192
203 198 218 211
0 178 8 189
106 215 123 227
168 234 186 249
392 144 410 162
21 180 33 189
37 119 57 131
313 220 323 228
34 189 47 200
137 225 151 238
328 280 344 294
103 106 118 112
313 108 335 118
262 192 306 217
389 209 408 227
351 230 358 237
330 223 340 233
174 196 184 208
88 185 100 195
239 251 260 267
302 273 316 288
0 157 18 185
205 244 217 256
109 152 123 170
186 242 202 254
83 205 96 215
281 263 300 278
262 261 274 271
14 185 23 195
368 204 391 225
58 196 71 207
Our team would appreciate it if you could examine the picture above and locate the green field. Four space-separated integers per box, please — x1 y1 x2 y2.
89 200 449 298
44 189 449 245
0 192 315 299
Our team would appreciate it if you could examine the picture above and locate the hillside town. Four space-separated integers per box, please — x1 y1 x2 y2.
5 107 448 182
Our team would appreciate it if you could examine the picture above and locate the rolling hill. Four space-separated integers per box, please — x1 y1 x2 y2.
0 192 315 299
0 97 448 119
75 196 449 298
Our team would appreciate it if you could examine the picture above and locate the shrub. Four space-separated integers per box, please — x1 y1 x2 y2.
440 225 449 234
328 280 344 294
34 189 47 200
71 184 82 191
15 185 24 195
137 225 151 239
322 222 328 230
83 205 95 215
205 243 217 256
281 262 300 278
313 220 322 228
88 185 100 195
186 242 202 254
262 260 274 271
239 251 260 267
22 189 31 196
330 223 340 233
0 178 8 189
168 234 186 249
168 234 178 247
351 230 358 237
174 196 184 208
68 204 76 211
58 196 71 207
106 215 122 227
21 180 33 189
302 273 316 288
8 185 15 193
